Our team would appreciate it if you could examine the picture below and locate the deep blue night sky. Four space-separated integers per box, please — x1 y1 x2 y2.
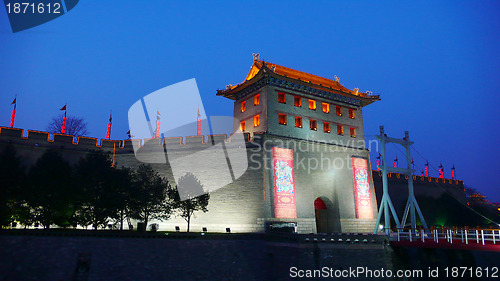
1 1 499 202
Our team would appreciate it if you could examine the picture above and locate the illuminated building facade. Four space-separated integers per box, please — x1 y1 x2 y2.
215 58 381 233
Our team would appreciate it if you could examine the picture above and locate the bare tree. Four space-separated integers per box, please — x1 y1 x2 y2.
46 114 89 136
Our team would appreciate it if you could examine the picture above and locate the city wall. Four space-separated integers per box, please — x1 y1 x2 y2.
1 126 464 234
0 126 266 233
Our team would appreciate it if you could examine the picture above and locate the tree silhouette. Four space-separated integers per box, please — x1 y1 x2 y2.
128 164 173 231
0 145 25 228
26 149 74 228
46 113 89 136
112 166 135 230
171 172 209 232
74 150 120 229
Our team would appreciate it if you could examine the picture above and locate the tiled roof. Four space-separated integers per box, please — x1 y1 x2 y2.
217 58 379 105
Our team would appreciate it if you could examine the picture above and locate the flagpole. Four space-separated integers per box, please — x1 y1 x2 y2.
106 110 112 139
10 95 17 128
61 104 67 134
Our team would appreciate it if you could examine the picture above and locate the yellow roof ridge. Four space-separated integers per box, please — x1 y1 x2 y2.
245 59 352 93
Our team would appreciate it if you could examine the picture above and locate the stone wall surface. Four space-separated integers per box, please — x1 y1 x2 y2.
0 233 392 281
372 171 466 219
1 233 497 281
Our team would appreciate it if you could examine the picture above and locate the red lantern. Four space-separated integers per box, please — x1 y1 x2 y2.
197 108 201 136
61 116 67 134
10 109 16 127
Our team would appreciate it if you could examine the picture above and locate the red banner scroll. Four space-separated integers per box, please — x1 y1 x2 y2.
272 147 297 219
351 157 373 219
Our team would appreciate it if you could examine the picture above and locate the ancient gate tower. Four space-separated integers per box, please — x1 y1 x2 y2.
216 56 380 233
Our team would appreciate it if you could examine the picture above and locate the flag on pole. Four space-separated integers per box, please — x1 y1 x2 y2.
126 130 131 139
10 96 17 128
197 108 201 136
106 110 112 139
438 163 444 178
60 104 67 134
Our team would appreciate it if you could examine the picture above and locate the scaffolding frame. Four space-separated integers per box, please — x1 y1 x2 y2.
373 126 428 235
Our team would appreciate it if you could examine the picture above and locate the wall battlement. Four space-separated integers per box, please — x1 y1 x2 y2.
372 170 464 187
0 127 255 151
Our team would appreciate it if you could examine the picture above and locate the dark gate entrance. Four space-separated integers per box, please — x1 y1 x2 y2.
314 198 328 233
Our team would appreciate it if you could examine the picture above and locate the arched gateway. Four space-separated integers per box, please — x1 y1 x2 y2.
314 198 328 233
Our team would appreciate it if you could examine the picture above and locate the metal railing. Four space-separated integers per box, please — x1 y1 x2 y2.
393 228 500 245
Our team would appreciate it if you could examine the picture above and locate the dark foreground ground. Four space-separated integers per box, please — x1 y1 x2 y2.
0 230 498 281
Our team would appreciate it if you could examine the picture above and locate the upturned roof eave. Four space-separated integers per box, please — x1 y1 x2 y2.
217 63 380 106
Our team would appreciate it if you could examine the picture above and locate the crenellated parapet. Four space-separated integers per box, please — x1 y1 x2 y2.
0 127 254 152
0 127 121 152
371 170 464 187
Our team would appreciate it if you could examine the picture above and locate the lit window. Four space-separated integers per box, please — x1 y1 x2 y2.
336 106 342 116
349 108 355 119
240 101 246 112
254 94 260 106
295 117 302 128
278 92 286 103
324 122 331 133
308 99 316 110
278 114 287 125
337 125 344 135
322 103 329 113
350 127 356 137
240 121 245 131
254 115 260 127
310 119 317 130
294 96 302 107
